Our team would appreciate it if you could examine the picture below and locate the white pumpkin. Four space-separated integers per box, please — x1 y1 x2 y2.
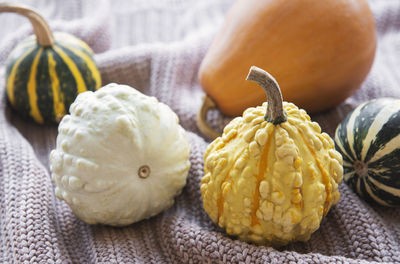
49 83 191 226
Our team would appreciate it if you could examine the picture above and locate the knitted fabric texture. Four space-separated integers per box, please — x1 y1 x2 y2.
0 0 399 263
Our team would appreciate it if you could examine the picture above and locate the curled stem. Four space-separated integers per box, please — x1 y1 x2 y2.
246 66 287 124
0 2 54 47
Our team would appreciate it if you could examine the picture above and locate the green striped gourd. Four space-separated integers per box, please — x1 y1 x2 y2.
334 98 400 206
1 3 101 124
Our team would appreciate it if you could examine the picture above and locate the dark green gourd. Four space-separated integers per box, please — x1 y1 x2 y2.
1 3 101 124
335 98 400 206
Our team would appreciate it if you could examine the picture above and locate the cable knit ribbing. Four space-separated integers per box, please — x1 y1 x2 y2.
0 0 399 263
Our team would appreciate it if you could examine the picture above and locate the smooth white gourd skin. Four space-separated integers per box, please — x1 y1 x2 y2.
49 83 191 226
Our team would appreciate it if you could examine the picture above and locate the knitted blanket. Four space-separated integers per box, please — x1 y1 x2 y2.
0 0 399 263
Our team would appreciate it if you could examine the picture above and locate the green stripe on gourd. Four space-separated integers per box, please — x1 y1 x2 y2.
5 46 32 107
334 98 400 206
8 47 39 120
1 3 101 124
51 48 78 118
47 49 66 121
57 44 99 92
35 48 54 122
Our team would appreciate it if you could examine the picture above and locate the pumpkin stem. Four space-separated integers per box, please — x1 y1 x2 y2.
0 2 54 47
246 66 287 124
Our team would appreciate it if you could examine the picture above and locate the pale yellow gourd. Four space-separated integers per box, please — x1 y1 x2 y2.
200 67 343 246
50 83 191 226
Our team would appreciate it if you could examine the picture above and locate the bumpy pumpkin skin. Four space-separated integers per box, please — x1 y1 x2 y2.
199 0 376 115
6 32 101 124
50 84 191 226
201 102 343 246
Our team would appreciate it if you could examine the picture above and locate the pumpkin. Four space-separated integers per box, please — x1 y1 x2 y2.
335 98 400 207
49 83 191 226
200 66 343 246
1 3 101 124
197 0 376 139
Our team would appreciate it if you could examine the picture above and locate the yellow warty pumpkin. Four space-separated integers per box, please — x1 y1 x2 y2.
200 67 343 246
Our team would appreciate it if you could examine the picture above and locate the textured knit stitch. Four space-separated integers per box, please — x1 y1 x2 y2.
0 0 399 263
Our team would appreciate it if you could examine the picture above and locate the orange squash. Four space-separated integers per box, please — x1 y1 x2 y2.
198 0 376 138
